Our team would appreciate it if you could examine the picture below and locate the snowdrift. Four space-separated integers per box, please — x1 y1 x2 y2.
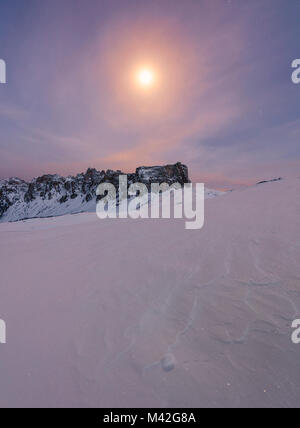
0 175 299 407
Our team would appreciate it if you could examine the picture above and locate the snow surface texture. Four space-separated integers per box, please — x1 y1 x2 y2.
0 175 300 407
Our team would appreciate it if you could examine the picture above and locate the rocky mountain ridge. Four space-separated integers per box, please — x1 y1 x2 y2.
0 162 191 222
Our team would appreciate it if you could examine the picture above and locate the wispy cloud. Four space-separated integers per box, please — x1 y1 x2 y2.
1 0 300 186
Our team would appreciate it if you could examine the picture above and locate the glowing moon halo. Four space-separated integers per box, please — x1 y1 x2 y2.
137 68 154 87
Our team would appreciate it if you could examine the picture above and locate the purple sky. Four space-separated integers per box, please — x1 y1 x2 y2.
0 0 300 188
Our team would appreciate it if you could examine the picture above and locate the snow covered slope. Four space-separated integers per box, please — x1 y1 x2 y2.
0 163 192 223
0 175 299 407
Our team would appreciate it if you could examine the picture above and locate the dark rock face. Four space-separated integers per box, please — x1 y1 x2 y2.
0 162 190 222
136 162 190 186
257 177 282 185
0 178 28 217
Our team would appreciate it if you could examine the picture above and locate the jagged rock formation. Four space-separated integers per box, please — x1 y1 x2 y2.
0 162 190 222
136 163 189 185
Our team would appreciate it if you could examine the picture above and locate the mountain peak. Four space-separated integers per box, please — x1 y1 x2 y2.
0 163 190 222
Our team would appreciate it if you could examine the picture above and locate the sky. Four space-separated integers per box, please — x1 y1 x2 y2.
0 0 300 188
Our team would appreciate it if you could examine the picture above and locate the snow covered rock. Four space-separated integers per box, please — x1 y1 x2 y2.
0 163 191 223
136 162 190 186
256 177 283 185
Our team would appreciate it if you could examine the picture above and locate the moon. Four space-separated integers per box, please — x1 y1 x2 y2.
137 69 154 87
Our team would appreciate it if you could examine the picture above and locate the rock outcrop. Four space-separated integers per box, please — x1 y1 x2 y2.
0 162 190 222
